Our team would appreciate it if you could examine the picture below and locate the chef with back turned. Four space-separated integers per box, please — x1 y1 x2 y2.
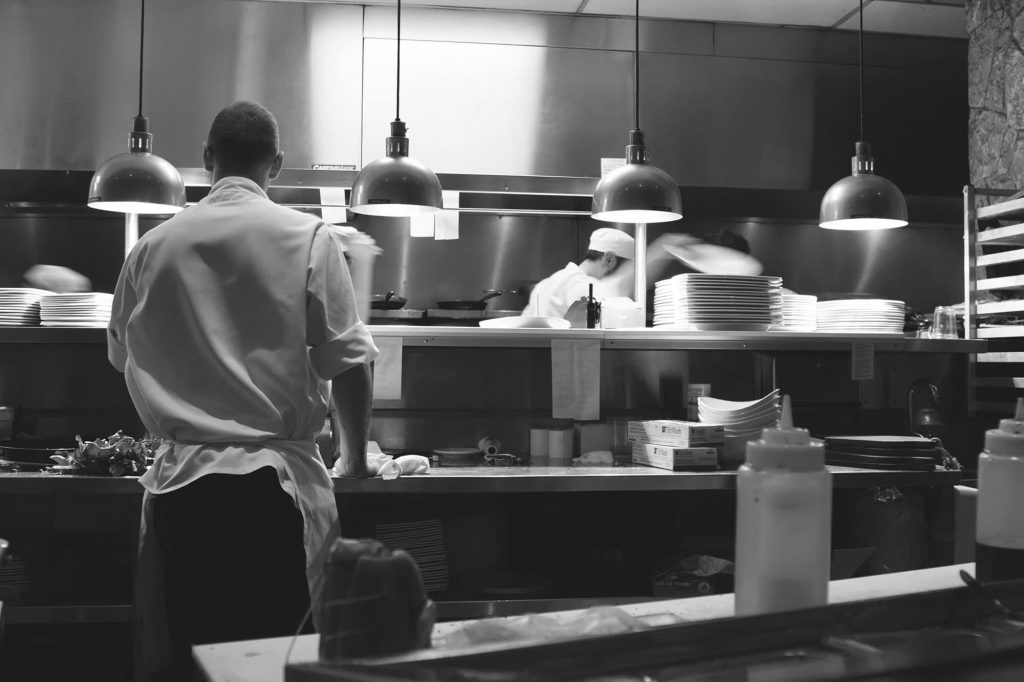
107 100 378 681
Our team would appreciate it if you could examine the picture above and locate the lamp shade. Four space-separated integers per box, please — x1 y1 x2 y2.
350 120 442 217
88 115 185 215
592 161 683 224
819 142 907 231
88 151 186 215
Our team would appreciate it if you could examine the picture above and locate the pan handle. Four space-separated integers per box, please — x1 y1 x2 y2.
479 290 504 303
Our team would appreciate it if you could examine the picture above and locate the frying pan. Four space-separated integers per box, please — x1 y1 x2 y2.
371 291 408 310
436 290 504 311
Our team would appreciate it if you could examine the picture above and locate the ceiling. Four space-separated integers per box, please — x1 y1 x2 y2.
315 0 968 39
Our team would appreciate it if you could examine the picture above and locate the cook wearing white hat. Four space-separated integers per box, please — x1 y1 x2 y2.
522 228 635 321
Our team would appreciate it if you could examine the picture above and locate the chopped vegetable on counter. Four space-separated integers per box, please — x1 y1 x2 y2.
48 430 159 476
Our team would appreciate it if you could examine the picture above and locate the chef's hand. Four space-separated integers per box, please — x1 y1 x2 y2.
564 298 591 328
648 233 702 260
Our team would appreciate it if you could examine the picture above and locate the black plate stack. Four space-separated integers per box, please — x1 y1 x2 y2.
823 435 942 470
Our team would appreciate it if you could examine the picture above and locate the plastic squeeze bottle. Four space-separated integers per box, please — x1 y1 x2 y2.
976 397 1024 583
734 395 832 616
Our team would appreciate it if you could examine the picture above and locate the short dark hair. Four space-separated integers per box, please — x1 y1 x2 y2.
583 249 624 274
206 101 279 172
704 230 750 254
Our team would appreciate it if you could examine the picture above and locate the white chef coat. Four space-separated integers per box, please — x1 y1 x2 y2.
523 262 618 319
108 176 377 670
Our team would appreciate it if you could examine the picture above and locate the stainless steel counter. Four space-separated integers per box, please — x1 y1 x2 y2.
0 326 986 353
0 465 961 495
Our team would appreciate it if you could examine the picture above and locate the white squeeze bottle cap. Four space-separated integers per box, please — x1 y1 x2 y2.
984 397 1024 456
745 395 825 472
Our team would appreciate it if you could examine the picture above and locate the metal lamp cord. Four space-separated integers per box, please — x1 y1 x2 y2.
858 0 864 143
396 0 402 121
634 0 640 130
138 0 145 117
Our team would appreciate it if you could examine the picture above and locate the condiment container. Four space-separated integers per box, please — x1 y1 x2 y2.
976 397 1024 582
734 395 831 616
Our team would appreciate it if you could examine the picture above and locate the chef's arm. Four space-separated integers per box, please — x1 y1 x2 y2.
645 233 701 282
330 362 373 478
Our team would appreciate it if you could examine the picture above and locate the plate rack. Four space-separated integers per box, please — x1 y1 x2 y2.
964 185 1024 415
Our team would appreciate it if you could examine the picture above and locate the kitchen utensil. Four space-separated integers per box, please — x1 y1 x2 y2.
432 447 483 467
370 291 407 310
664 242 764 276
436 290 503 311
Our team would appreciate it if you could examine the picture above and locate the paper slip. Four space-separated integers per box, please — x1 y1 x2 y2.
551 338 601 420
372 336 403 400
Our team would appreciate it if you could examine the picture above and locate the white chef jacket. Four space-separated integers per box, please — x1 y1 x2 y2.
523 262 617 319
108 176 377 669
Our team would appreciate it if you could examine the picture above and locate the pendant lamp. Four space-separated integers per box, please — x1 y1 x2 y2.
591 0 681 224
349 0 442 217
819 0 907 230
88 0 185 215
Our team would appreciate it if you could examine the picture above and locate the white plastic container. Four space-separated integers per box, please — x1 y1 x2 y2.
734 395 831 616
976 397 1024 582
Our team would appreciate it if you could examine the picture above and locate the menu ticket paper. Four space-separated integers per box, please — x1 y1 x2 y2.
551 338 601 420
371 336 403 400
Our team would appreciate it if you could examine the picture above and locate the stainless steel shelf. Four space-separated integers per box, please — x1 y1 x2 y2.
331 465 960 494
0 466 961 496
0 326 986 353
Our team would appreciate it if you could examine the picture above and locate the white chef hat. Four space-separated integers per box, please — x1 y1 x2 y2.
588 228 634 260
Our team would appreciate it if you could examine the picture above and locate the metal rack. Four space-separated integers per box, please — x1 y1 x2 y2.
964 185 1024 415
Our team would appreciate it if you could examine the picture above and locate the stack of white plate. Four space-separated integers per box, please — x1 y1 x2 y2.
39 293 114 328
653 274 784 331
0 288 50 326
773 293 817 332
697 389 782 440
373 518 449 593
816 299 905 333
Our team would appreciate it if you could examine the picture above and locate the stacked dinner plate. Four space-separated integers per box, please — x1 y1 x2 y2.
39 292 114 327
815 298 905 334
373 518 449 593
0 288 50 326
653 274 784 331
697 389 782 440
773 293 817 332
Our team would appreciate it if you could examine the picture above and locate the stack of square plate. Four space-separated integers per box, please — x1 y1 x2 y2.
373 518 449 593
815 299 905 333
697 389 781 440
772 293 817 332
0 288 50 326
39 292 114 327
653 274 784 331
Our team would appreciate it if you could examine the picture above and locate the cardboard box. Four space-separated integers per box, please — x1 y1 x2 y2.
632 443 718 471
627 420 724 447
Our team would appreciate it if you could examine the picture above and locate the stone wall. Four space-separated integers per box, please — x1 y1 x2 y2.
968 0 1024 190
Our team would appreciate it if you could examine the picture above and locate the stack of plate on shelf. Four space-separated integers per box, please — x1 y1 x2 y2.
653 274 784 331
773 293 817 332
373 518 449 593
697 389 782 440
0 288 50 326
39 292 114 328
815 298 905 334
